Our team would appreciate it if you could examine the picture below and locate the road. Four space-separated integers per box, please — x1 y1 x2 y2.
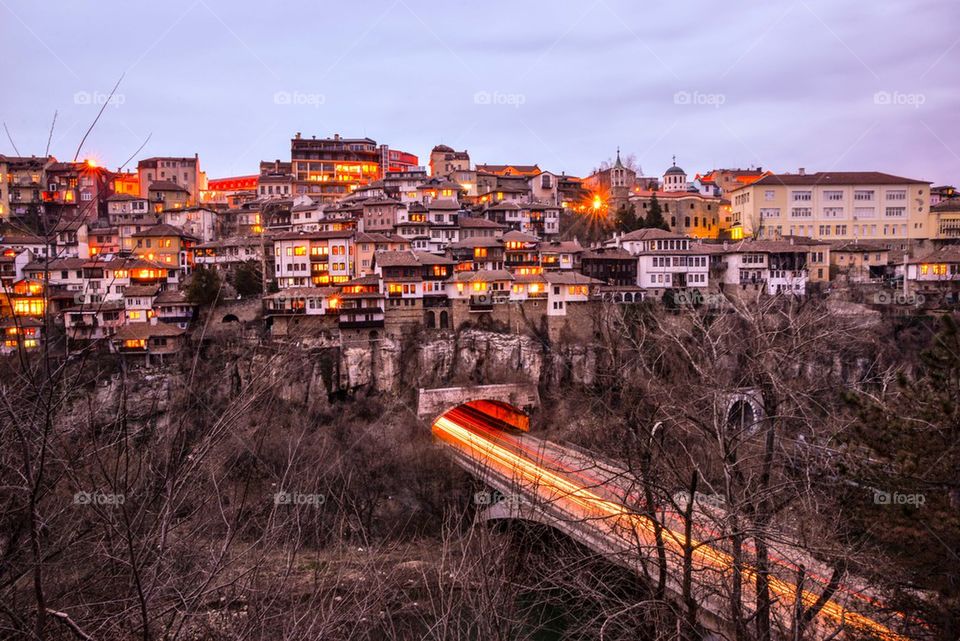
433 403 910 641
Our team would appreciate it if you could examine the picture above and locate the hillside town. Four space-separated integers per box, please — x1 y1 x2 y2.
1 135 958 363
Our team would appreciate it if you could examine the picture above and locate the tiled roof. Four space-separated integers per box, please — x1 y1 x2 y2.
543 272 604 285
451 269 514 282
620 228 688 242
114 323 186 340
376 250 455 267
744 172 929 188
457 216 505 228
123 285 160 297
132 223 199 239
148 180 190 193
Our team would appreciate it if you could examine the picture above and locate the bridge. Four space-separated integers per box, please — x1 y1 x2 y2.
431 400 910 641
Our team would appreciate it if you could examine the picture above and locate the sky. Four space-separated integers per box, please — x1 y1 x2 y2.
2 0 959 185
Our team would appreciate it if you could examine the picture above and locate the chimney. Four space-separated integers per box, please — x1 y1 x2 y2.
334 133 341 141
798 167 806 176
295 132 301 139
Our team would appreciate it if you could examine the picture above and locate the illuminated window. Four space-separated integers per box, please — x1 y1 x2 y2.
128 311 141 320
512 284 522 293
456 283 464 292
388 283 403 294
474 248 488 258
124 339 146 349
529 283 542 294
432 265 447 277
294 246 307 256
13 300 44 316
328 297 340 309
23 339 37 348
472 282 486 291
568 285 588 296
4 340 16 348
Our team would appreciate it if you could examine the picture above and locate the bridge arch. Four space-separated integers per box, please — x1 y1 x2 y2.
721 388 765 434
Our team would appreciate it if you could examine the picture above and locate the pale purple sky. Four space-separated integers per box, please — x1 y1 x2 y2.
2 0 959 184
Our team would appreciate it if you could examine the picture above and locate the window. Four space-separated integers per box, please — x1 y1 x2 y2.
854 207 876 219
823 207 845 218
791 207 812 218
824 190 843 201
764 190 775 201
854 190 874 201
792 191 812 201
884 207 905 218
886 189 906 201
760 207 780 219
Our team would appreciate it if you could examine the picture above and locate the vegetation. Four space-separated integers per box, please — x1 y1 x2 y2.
642 192 670 230
231 259 263 298
185 264 223 306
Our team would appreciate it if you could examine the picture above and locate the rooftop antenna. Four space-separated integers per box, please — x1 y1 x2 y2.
3 122 21 156
45 110 57 157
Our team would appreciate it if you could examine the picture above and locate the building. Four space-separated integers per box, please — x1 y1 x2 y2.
930 198 960 240
430 145 470 177
203 175 258 205
355 232 410 276
662 158 688 193
112 322 186 365
272 229 354 288
147 180 191 213
903 245 960 301
830 241 890 282
704 239 812 296
583 151 637 210
694 168 768 196
290 133 417 203
137 155 206 204
616 228 709 295
257 159 294 201
729 171 932 243
132 224 199 274
629 190 722 239
1 155 55 223
579 247 638 287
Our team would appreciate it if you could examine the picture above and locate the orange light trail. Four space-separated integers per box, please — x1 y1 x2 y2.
433 409 909 641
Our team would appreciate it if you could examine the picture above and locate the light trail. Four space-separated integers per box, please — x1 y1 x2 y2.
433 408 911 641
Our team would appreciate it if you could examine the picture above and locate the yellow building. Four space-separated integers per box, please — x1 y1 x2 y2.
132 223 199 273
729 171 931 243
